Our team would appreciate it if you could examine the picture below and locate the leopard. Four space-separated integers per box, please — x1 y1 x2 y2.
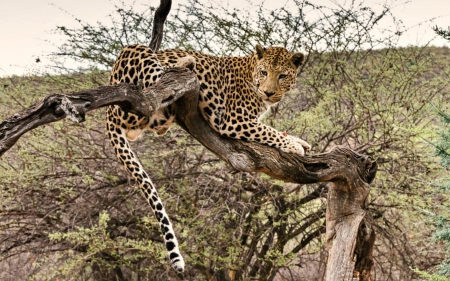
106 43 311 272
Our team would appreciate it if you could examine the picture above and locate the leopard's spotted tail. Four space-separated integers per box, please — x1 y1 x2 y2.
106 106 184 272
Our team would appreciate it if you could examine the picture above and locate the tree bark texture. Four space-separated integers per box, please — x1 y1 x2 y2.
0 67 198 157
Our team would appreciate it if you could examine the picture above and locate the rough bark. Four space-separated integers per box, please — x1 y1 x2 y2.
0 67 198 157
325 180 376 280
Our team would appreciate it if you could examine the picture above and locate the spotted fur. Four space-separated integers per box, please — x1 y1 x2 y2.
107 44 310 272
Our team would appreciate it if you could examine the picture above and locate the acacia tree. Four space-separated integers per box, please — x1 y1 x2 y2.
1 0 450 280
415 25 450 281
418 107 450 280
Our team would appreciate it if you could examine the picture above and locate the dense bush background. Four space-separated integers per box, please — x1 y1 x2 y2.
1 0 450 280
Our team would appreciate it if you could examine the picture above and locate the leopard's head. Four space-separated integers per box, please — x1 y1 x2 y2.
253 44 304 105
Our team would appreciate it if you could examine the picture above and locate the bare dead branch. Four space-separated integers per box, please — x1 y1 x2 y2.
0 67 198 157
149 0 172 51
0 67 377 280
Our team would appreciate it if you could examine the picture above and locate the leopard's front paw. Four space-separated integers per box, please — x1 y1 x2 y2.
283 135 311 156
176 56 196 71
296 137 311 153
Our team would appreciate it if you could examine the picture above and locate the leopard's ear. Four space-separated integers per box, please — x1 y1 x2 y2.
255 44 266 59
291 52 305 68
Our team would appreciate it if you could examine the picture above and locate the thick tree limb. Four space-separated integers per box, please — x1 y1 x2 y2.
0 67 198 157
175 90 377 280
175 90 377 185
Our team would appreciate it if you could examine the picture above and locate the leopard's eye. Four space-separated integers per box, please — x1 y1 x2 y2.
279 74 288 79
261 70 268 76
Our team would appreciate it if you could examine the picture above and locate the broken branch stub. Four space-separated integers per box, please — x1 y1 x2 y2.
149 0 172 51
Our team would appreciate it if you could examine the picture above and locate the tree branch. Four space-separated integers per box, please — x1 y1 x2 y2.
0 67 198 157
0 66 376 279
149 0 172 51
175 89 377 185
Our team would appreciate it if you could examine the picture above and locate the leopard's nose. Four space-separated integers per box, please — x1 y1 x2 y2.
264 91 275 98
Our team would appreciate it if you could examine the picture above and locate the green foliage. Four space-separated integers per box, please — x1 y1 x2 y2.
415 268 450 281
433 26 450 42
279 42 450 280
414 26 450 280
416 108 450 279
435 107 450 170
34 211 163 281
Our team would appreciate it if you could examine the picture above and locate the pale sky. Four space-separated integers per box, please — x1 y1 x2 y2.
0 0 449 77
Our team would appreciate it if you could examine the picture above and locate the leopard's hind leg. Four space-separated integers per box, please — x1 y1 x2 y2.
106 105 184 272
